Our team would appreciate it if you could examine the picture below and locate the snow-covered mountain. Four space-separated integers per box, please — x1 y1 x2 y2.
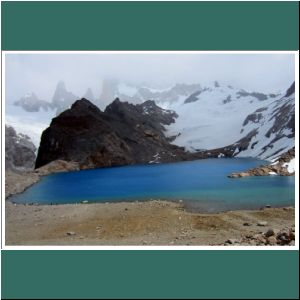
6 81 78 146
234 82 295 160
6 102 56 147
99 79 201 108
5 124 37 171
165 82 295 161
6 79 295 162
14 92 53 112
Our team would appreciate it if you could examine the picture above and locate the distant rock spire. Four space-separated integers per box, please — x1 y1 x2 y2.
99 79 119 102
52 80 78 115
214 81 220 88
14 92 51 112
83 88 95 102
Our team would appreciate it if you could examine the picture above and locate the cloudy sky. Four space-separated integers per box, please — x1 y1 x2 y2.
5 52 295 103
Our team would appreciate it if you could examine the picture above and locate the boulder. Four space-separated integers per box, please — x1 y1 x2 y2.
257 221 268 227
264 229 275 237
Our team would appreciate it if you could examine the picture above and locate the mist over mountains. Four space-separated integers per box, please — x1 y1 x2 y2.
5 53 294 106
5 77 295 164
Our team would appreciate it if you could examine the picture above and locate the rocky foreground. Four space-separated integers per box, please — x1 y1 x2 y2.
6 200 295 246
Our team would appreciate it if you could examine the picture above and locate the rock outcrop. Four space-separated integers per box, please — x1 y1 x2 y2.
228 147 295 178
285 81 295 97
35 160 80 176
5 125 36 172
222 225 295 246
35 98 194 170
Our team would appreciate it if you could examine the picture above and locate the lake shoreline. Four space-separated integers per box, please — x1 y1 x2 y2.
5 167 295 246
7 158 295 210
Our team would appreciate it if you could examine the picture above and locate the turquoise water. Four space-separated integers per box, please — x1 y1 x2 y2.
10 158 295 212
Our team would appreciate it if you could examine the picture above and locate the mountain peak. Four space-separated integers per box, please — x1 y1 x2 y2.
35 96 188 170
69 98 101 114
214 81 220 88
14 92 51 112
83 87 95 102
56 80 67 91
285 82 295 97
52 81 78 114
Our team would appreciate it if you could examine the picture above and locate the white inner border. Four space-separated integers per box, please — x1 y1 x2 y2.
1 50 299 251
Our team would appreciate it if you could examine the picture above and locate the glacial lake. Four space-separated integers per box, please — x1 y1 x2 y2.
10 158 295 212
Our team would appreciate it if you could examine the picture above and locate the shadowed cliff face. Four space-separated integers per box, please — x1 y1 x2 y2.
35 98 188 169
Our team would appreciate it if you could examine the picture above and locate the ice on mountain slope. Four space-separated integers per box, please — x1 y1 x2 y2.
283 158 295 173
5 104 56 147
236 91 295 160
118 83 138 97
165 84 280 151
7 81 80 147
14 92 53 112
99 79 201 107
7 79 294 162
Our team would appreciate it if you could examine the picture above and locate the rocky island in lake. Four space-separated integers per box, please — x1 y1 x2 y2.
4 53 296 246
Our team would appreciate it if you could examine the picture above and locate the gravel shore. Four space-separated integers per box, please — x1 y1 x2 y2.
6 200 295 246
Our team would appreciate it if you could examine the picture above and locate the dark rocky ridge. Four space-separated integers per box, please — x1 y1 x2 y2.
184 91 202 104
236 90 268 101
5 125 36 172
285 81 295 97
35 98 197 170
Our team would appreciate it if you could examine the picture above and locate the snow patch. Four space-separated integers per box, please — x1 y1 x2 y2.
5 104 56 147
118 83 138 97
149 152 161 164
268 171 277 175
283 158 295 173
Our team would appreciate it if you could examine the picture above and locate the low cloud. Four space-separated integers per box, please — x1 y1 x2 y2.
5 52 295 104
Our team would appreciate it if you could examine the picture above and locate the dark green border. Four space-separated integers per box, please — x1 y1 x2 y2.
2 251 299 299
1 1 299 50
1 1 299 299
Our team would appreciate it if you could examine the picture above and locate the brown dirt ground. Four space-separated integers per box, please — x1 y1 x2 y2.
5 200 295 246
